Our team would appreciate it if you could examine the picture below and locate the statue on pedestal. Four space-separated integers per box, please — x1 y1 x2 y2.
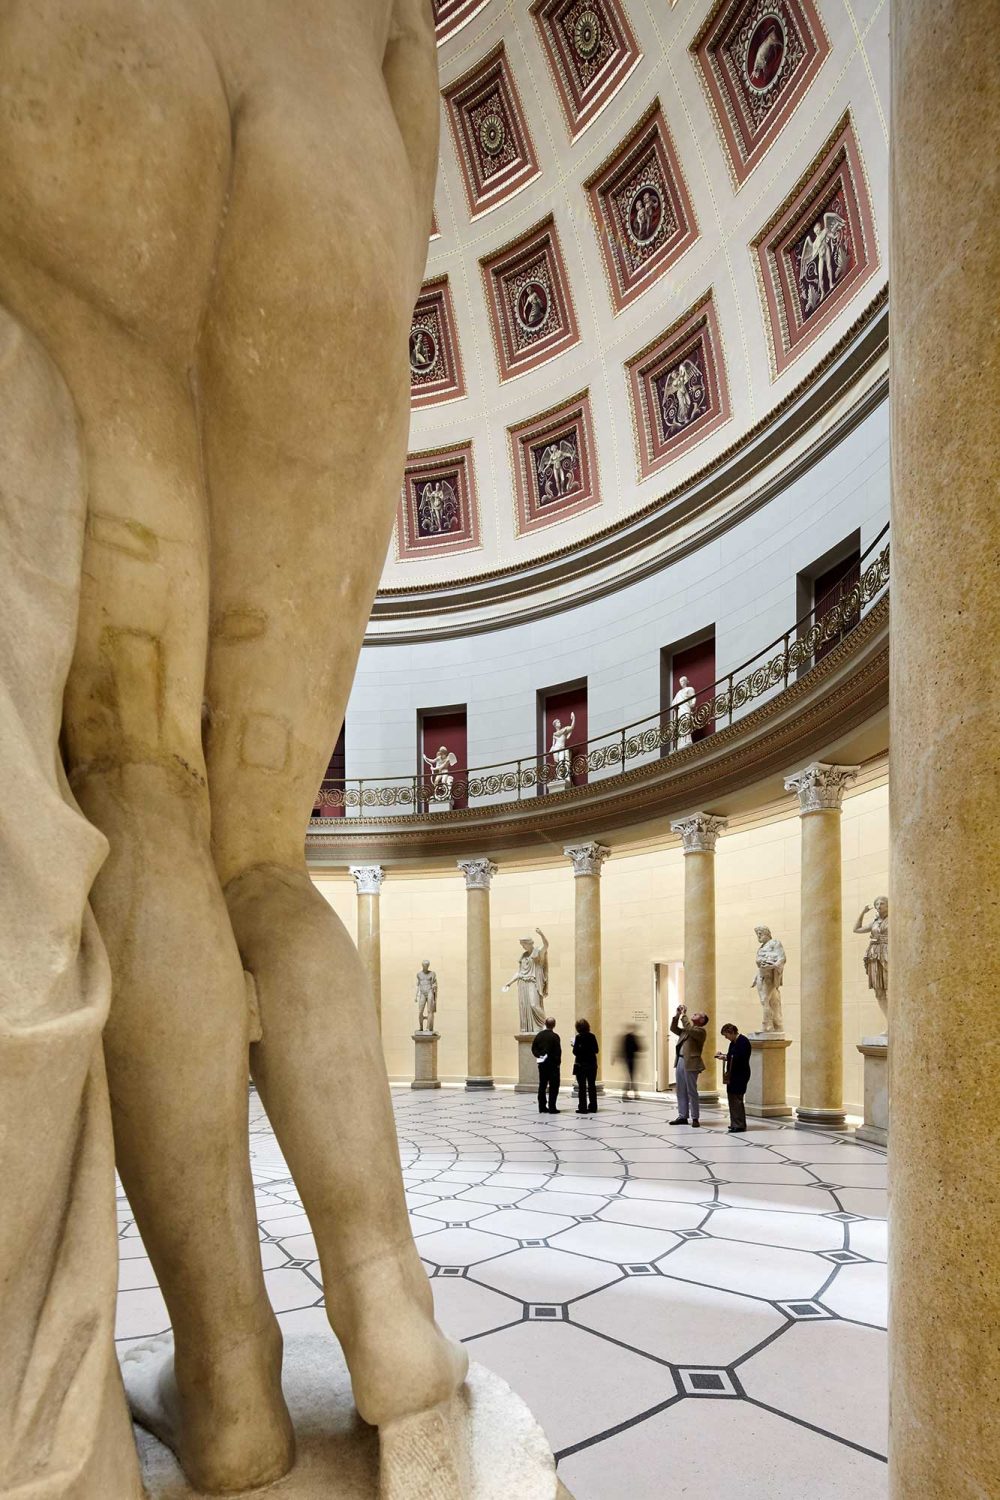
414 959 438 1032
854 896 889 1031
671 675 697 750
549 714 576 783
752 926 786 1033
422 744 457 804
503 929 549 1033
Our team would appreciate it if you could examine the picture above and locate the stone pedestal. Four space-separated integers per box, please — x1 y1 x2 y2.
745 1034 793 1118
136 1336 562 1498
411 1031 441 1090
547 776 570 796
515 1031 539 1093
855 1038 888 1147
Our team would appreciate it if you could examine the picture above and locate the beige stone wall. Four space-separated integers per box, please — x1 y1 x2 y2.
312 781 888 1112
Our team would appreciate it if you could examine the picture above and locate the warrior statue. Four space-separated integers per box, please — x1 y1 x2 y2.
503 929 550 1033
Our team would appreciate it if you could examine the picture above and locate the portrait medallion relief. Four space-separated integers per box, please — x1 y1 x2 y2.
480 216 579 379
409 324 440 376
515 278 551 334
626 182 665 246
746 13 786 90
409 277 465 408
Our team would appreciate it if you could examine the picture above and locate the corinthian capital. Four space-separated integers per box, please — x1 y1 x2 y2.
458 856 498 891
564 841 611 878
784 762 860 814
670 812 728 854
349 864 384 896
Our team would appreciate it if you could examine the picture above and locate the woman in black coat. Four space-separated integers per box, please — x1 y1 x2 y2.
572 1018 599 1114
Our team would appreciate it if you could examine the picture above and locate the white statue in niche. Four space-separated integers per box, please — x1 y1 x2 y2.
503 929 549 1033
752 925 786 1033
670 675 697 749
854 896 889 1032
414 959 438 1032
422 743 457 803
549 712 576 782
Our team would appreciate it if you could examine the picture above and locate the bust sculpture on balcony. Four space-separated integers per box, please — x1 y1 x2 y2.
752 925 787 1033
671 675 698 750
503 929 550 1033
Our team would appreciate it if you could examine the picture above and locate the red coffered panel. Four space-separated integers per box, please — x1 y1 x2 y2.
396 442 482 562
752 113 879 378
443 42 541 220
531 0 643 140
585 99 699 314
692 0 830 186
410 276 466 409
625 290 731 480
480 215 580 381
508 391 601 536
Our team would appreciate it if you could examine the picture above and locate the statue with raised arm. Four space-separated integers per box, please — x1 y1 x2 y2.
670 675 698 750
854 896 889 1031
503 929 550 1033
414 959 438 1032
752 925 786 1033
422 744 457 802
549 714 576 781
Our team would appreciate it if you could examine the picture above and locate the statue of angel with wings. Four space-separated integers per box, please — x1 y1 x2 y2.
422 744 458 802
797 209 850 316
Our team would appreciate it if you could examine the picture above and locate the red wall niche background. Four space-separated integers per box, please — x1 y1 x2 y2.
538 679 588 789
812 546 860 661
315 723 346 817
661 632 717 749
419 706 468 810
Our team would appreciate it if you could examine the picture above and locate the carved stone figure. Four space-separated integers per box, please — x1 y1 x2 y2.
854 896 889 1031
549 713 576 781
0 3 473 1493
423 744 458 801
415 959 438 1031
752 926 787 1033
503 930 550 1033
671 675 698 749
797 209 850 317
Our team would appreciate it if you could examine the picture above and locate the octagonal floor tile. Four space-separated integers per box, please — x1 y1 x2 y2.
703 1207 844 1253
740 1319 887 1454
848 1217 888 1262
411 1198 497 1225
471 1246 621 1303
264 1266 321 1313
715 1182 840 1215
620 1178 712 1205
834 1186 888 1218
115 1285 169 1341
430 1276 522 1341
548 1220 679 1264
820 1261 888 1328
521 1189 612 1218
573 1274 784 1367
664 1236 827 1301
475 1207 576 1240
598 1197 706 1234
413 1225 514 1267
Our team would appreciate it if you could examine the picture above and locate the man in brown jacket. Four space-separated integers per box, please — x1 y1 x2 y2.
669 1004 708 1127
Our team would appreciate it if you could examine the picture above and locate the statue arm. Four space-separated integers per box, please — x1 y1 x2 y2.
535 928 548 953
853 907 871 934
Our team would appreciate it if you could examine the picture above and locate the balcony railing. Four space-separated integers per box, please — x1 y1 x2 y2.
313 525 890 818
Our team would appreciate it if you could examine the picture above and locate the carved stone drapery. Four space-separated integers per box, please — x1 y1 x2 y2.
784 761 859 813
670 812 728 854
563 841 611 878
458 856 498 891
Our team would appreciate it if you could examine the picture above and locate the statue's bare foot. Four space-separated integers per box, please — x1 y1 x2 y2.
122 1326 295 1494
325 1245 468 1432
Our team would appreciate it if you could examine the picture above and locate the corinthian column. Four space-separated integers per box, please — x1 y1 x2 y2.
783 763 858 1128
349 865 384 1032
458 857 497 1091
565 841 611 1076
670 814 727 1102
890 5 1000 1493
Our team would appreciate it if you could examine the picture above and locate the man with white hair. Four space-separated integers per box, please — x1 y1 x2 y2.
669 1003 709 1127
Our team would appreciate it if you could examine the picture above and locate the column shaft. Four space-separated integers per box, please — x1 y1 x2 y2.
797 809 843 1123
356 893 381 1032
683 851 718 1096
574 874 601 1047
890 3 1000 1492
466 886 492 1087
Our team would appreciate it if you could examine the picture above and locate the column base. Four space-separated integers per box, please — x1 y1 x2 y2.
745 1034 793 1118
515 1032 538 1093
465 1077 495 1091
795 1107 848 1130
855 1037 889 1147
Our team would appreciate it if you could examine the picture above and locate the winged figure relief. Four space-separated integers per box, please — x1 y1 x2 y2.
536 439 579 499
797 209 851 317
660 358 706 435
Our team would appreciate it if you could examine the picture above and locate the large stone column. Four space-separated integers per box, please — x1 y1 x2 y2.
670 814 727 1103
890 5 1000 1493
459 857 497 1091
349 865 384 1032
564 842 611 1069
783 764 858 1128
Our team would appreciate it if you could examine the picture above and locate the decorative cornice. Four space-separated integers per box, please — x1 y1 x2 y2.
349 864 385 895
564 841 611 877
784 761 859 813
671 812 728 853
458 856 498 890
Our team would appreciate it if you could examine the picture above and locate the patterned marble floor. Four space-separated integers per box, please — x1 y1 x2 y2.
116 1087 888 1499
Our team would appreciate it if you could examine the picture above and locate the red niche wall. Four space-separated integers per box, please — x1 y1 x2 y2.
538 679 588 788
662 631 716 746
812 547 861 661
315 723 346 817
419 706 468 810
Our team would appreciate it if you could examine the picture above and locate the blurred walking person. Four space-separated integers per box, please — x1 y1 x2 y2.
616 1029 642 1100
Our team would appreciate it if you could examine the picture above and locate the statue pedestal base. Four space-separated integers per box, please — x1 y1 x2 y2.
515 1031 539 1093
429 795 454 813
136 1336 562 1499
745 1034 793 1118
411 1030 440 1090
855 1037 889 1146
547 777 570 796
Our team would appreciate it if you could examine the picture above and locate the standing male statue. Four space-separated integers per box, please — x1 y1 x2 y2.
414 959 438 1032
752 925 787 1033
549 714 576 782
503 929 550 1033
0 3 467 1494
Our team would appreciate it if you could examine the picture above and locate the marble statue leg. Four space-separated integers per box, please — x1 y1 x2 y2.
197 0 466 1464
0 309 144 1497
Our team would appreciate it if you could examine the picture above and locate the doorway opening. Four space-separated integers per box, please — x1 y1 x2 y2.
652 960 685 1091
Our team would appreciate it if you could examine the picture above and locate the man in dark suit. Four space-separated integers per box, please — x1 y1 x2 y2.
531 1017 562 1114
716 1023 752 1133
